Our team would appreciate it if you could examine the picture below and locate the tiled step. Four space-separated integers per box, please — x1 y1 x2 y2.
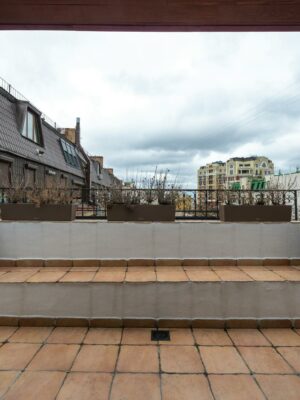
0 263 299 328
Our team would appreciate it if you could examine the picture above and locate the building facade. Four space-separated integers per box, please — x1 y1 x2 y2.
198 156 274 191
197 161 226 190
225 156 274 190
0 78 121 193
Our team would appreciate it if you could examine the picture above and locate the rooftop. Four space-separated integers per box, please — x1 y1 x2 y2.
0 325 299 399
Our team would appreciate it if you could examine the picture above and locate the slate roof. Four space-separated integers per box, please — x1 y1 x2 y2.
0 88 85 178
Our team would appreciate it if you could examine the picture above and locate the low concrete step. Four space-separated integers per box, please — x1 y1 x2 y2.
0 263 299 328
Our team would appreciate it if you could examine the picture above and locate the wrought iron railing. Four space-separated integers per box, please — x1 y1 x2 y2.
0 187 299 220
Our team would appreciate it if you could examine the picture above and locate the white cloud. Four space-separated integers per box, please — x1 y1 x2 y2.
0 31 300 187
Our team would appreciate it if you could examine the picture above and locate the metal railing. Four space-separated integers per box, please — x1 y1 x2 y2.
1 187 299 220
0 76 59 130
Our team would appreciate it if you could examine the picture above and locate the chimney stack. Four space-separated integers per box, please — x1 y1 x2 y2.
75 117 80 146
90 156 104 168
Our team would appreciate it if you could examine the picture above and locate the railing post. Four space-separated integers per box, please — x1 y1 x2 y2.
294 190 298 221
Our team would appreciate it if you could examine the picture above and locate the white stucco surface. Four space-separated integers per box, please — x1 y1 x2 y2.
0 221 300 259
0 282 299 320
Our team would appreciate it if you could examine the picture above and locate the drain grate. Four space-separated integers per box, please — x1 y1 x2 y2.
151 330 170 341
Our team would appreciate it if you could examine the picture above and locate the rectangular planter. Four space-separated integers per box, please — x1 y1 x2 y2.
107 204 176 222
219 205 292 222
0 204 77 221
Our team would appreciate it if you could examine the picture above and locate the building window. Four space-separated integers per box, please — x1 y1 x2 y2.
60 139 80 168
22 110 42 145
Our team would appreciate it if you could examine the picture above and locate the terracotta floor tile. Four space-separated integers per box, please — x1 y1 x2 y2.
156 266 184 272
211 266 240 271
0 343 40 370
47 327 87 344
193 329 232 346
9 327 52 343
215 270 252 281
60 272 96 282
267 266 296 271
0 270 37 282
227 329 271 346
72 345 118 372
183 266 212 271
0 326 17 342
122 328 154 345
27 344 79 371
160 345 204 373
84 328 122 344
4 371 65 400
0 267 13 272
27 271 66 282
93 270 125 282
43 266 70 272
117 345 159 372
159 328 195 345
261 329 300 346
200 346 249 374
110 373 161 400
239 266 268 272
244 270 284 281
70 266 99 272
125 270 156 282
277 347 300 372
127 266 155 272
238 346 293 373
209 375 265 400
255 375 300 400
274 270 300 281
162 374 213 400
156 270 188 282
99 266 127 271
0 371 19 397
186 270 220 281
56 372 112 400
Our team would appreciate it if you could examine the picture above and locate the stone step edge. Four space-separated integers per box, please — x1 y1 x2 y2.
0 317 299 329
0 258 299 268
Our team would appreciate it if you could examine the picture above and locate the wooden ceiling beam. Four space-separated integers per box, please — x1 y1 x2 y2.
1 1 300 31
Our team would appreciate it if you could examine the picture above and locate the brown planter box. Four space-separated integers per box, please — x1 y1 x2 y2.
0 204 76 221
107 204 175 222
219 205 292 222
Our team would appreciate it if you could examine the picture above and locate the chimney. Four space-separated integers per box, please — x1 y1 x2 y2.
107 168 114 175
75 117 81 146
61 128 76 144
90 156 103 168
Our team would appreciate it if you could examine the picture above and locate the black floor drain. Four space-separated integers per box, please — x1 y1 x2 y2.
151 330 170 341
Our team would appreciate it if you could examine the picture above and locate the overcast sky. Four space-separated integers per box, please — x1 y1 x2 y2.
1 31 300 186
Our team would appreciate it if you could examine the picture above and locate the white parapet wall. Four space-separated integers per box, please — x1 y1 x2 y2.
0 281 299 320
0 221 300 259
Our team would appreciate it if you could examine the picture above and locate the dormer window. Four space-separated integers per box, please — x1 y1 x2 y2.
22 110 42 145
60 139 80 168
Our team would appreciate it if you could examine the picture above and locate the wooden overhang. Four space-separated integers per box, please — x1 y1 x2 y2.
1 1 300 32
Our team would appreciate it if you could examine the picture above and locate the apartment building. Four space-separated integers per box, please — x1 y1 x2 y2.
226 156 274 189
198 156 274 190
197 161 226 190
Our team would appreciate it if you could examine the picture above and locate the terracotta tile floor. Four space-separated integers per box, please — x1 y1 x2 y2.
0 264 299 282
0 327 300 399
